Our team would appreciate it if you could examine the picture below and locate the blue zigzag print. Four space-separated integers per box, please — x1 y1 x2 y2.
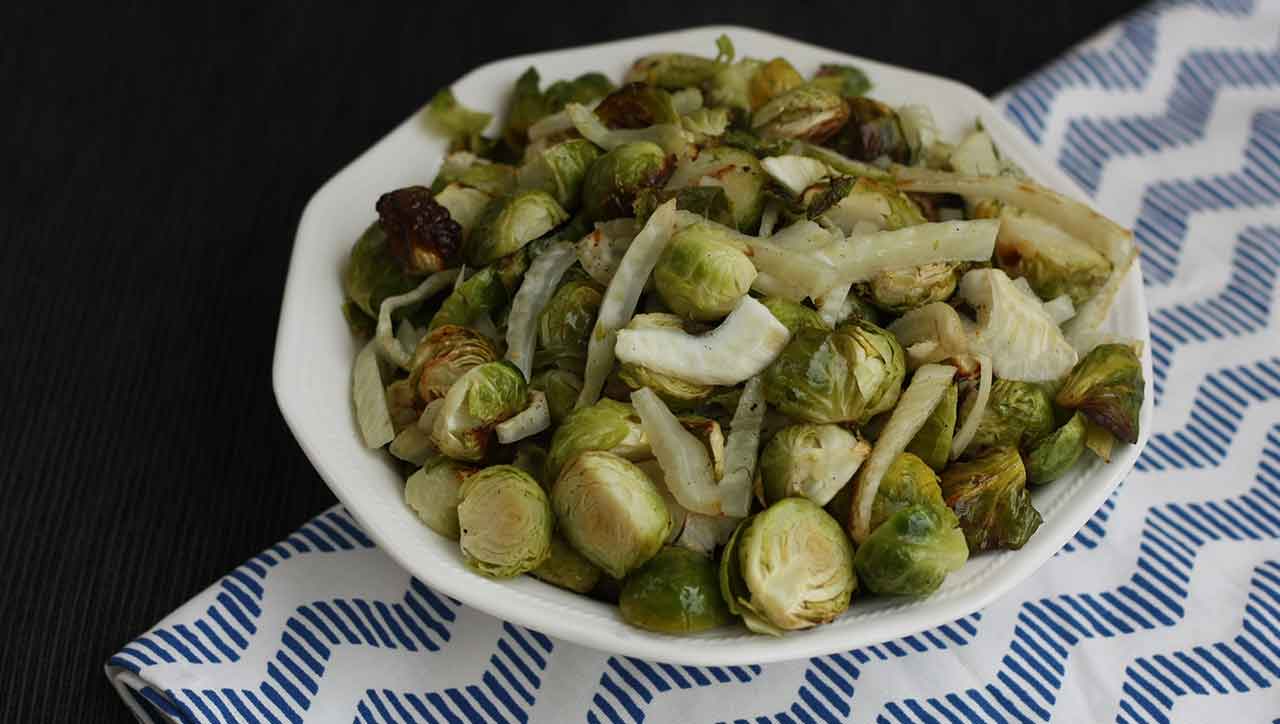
586 658 764 724
1114 559 1280 724
1060 484 1124 554
871 424 1280 723
1136 357 1280 472
1058 46 1280 195
1149 226 1280 402
1132 109 1280 285
1002 0 1255 144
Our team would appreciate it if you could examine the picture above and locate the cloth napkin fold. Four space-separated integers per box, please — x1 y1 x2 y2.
109 1 1280 721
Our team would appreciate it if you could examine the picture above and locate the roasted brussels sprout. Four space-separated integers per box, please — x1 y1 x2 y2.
963 379 1056 454
431 361 529 461
385 378 423 434
344 223 418 318
904 382 957 471
502 68 614 152
706 57 764 113
853 503 968 596
868 452 945 532
404 456 475 540
428 266 508 331
749 58 805 109
863 262 961 314
763 320 905 424
619 546 732 633
995 208 1112 306
537 278 603 372
518 139 602 210
760 296 830 335
532 535 603 593
633 186 735 229
752 84 850 144
581 142 675 222
940 447 1042 551
457 465 553 577
830 97 909 163
511 441 549 482
624 36 731 89
410 324 500 402
652 225 757 320
663 146 766 231
426 88 493 152
531 368 583 425
546 398 649 480
375 186 463 274
723 498 856 634
1026 412 1087 484
615 315 715 407
552 450 671 578
759 424 870 506
594 82 681 129
811 64 872 98
818 176 926 234
1055 343 1144 444
466 190 569 267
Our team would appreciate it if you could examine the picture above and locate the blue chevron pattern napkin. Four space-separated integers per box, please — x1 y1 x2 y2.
108 1 1280 721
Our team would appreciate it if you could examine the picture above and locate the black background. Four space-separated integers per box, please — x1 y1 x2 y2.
2 2 1143 720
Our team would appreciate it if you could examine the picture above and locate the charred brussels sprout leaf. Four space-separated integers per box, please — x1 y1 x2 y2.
940 447 1042 551
619 546 732 634
466 190 569 267
963 379 1056 454
1026 412 1087 484
830 97 909 164
532 535 603 593
581 142 675 222
811 64 872 98
551 451 671 578
457 465 553 577
869 452 945 532
376 186 463 274
854 503 967 596
594 82 680 129
752 84 850 144
537 278 603 372
763 320 905 424
1055 343 1144 445
344 223 419 318
426 88 493 152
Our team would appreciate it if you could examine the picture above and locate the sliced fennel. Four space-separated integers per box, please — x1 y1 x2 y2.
850 363 956 542
375 269 461 370
718 377 766 518
614 295 791 386
675 513 741 556
434 184 492 236
495 391 551 444
577 201 678 409
390 425 435 466
825 220 998 283
887 302 971 369
353 339 395 448
632 387 720 515
950 354 993 460
761 155 829 196
576 218 639 286
957 268 1077 382
505 241 578 379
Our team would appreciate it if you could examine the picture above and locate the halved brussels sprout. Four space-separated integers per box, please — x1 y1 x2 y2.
749 58 805 109
593 83 681 129
652 225 757 321
375 186 463 274
457 465 553 578
545 398 649 480
581 142 675 222
537 278 603 372
466 191 569 267
760 424 871 506
1027 412 1087 484
344 223 418 318
760 296 831 335
404 456 475 540
428 266 508 331
727 498 856 634
904 382 957 471
552 450 671 578
830 97 909 163
431 361 528 462
619 546 733 634
863 262 961 314
410 324 500 402
962 379 1055 454
532 535 603 593
853 503 968 596
811 64 872 98
663 146 766 231
518 139 602 211
1054 343 1144 444
940 447 1042 551
531 368 583 425
995 208 1112 306
868 452 944 532
762 320 905 424
624 36 732 89
503 68 614 152
752 85 849 143
616 315 715 407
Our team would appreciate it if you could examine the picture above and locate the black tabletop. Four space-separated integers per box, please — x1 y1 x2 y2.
2 2 1143 720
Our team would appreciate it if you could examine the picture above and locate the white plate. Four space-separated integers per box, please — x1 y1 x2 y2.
273 25 1153 666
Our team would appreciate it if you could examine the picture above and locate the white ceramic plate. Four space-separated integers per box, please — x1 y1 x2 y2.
274 25 1153 666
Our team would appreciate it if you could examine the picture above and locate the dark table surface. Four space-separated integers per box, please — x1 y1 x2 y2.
2 2 1144 720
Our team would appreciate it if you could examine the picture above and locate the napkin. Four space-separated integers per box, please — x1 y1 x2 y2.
108 1 1280 721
